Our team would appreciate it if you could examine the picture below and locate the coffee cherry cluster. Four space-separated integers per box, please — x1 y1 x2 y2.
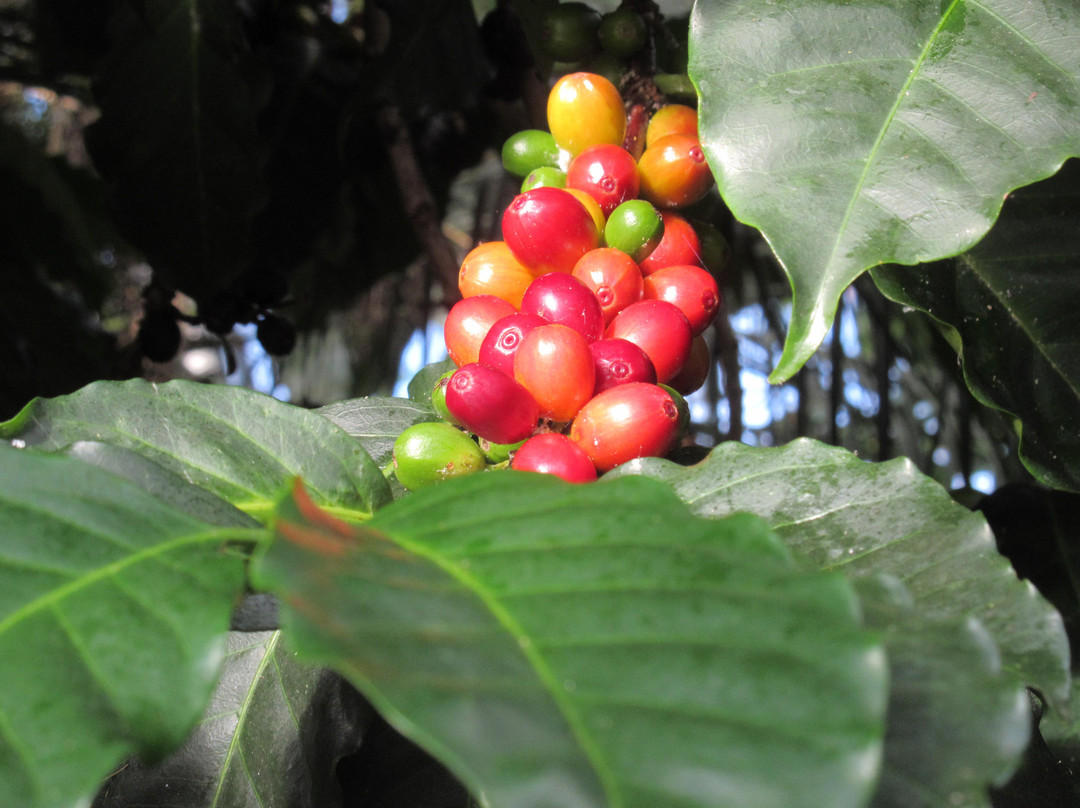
394 71 722 490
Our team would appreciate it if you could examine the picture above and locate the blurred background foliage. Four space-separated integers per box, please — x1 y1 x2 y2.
0 0 1024 498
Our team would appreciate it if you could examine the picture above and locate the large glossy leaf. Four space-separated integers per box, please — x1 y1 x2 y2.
253 472 887 808
86 0 266 302
93 631 370 808
873 160 1080 493
689 0 1080 382
0 443 251 808
856 577 1030 808
608 439 1070 703
0 379 391 521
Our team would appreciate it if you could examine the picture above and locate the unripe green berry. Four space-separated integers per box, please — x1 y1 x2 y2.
598 8 646 59
501 129 560 178
521 166 568 192
539 2 601 62
604 199 665 263
392 422 485 491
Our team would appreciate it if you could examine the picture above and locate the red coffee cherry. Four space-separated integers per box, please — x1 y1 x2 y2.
570 382 681 472
642 263 721 335
514 324 596 422
604 299 693 383
639 211 703 276
502 187 600 274
478 312 548 377
458 240 542 308
590 337 657 394
445 363 540 445
566 144 640 216
444 295 516 367
511 433 597 483
667 333 711 396
520 273 606 343
637 133 714 209
571 248 643 324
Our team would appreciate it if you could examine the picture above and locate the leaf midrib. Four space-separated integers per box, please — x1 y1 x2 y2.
0 527 257 638
381 530 624 808
822 0 963 277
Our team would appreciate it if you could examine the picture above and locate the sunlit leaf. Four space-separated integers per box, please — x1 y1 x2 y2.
253 472 887 808
0 444 250 808
609 439 1070 702
689 0 1080 381
0 379 391 521
318 396 437 468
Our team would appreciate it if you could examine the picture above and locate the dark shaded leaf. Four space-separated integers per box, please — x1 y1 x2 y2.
689 0 1080 381
93 631 371 808
0 379 391 521
253 472 887 808
0 443 250 808
874 160 1080 493
87 0 267 302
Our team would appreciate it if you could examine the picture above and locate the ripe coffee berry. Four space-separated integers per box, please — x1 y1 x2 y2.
642 264 721 335
520 273 605 343
514 323 595 422
502 187 600 274
637 133 714 209
646 104 698 146
444 294 516 367
511 433 597 483
567 144 640 216
571 247 643 324
589 337 657 394
445 363 540 445
570 382 681 472
605 299 693 383
478 312 548 377
667 333 711 396
458 241 542 308
639 211 703 275
547 72 626 156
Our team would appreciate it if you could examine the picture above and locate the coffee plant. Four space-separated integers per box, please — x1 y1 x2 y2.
1 1 1079 807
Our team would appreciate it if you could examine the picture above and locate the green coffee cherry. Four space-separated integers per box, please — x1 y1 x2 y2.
659 383 691 439
479 436 528 465
598 8 646 59
521 166 568 192
501 129 560 178
604 199 665 263
431 369 458 424
539 2 601 62
392 422 485 491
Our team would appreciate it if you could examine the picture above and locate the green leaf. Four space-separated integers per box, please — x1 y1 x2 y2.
0 379 391 521
64 441 258 529
254 472 887 808
0 443 250 808
86 0 266 302
406 359 456 407
689 0 1080 382
857 577 1030 808
318 396 438 468
873 160 1080 493
93 631 370 808
607 439 1070 703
